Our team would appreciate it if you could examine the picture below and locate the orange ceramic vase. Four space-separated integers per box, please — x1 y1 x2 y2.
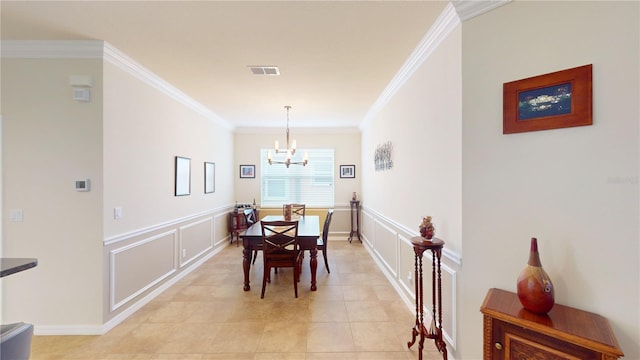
516 237 555 314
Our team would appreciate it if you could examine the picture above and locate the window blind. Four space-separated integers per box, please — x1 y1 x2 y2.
260 148 335 208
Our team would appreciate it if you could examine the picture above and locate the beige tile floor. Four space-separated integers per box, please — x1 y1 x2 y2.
31 241 443 359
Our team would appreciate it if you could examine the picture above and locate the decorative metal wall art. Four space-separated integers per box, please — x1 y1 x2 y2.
374 141 393 171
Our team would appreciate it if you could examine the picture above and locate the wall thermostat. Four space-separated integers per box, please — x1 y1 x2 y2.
75 179 90 191
72 87 91 102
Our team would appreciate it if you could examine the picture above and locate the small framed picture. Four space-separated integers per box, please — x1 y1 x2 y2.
175 156 191 196
240 164 255 178
340 165 356 179
204 162 215 193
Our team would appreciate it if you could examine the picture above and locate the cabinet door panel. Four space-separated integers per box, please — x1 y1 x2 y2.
494 319 599 360
506 333 581 360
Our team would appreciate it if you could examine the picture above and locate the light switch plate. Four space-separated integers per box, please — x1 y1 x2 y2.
9 209 23 222
114 207 123 220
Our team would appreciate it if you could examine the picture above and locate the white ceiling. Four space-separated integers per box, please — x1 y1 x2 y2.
1 1 450 129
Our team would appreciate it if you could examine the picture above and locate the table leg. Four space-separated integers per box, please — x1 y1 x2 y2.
310 248 318 291
243 242 251 291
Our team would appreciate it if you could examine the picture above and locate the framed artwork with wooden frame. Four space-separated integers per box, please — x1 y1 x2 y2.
503 64 592 134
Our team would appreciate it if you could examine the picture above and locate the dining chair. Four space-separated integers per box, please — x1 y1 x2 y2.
243 208 261 260
317 209 334 273
260 220 302 299
283 203 306 217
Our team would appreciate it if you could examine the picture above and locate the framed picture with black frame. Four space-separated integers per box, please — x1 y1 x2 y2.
340 165 356 179
239 164 255 179
175 156 191 196
204 162 215 193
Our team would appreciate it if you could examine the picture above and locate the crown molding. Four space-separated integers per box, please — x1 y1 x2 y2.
451 0 511 22
102 43 232 130
1 40 104 58
360 3 460 131
359 0 510 131
1 40 233 131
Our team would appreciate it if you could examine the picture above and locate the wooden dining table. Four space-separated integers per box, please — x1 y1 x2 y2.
240 215 320 292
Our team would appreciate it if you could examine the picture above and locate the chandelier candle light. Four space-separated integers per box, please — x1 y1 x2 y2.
267 105 308 168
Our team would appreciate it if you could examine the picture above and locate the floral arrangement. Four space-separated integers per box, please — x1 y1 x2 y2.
419 216 435 240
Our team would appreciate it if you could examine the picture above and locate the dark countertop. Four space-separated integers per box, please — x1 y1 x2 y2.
0 258 38 278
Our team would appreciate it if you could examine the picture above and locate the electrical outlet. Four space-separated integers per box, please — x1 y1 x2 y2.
182 249 186 258
407 271 413 282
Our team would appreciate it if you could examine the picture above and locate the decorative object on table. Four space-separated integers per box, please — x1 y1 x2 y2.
517 237 555 314
266 105 308 168
174 156 191 196
239 164 255 178
352 192 357 201
419 216 435 240
204 162 215 194
374 141 393 171
503 64 592 134
340 164 356 178
283 204 292 221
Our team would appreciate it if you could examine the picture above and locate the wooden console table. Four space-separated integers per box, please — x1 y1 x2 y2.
407 236 447 359
348 200 361 243
480 288 623 360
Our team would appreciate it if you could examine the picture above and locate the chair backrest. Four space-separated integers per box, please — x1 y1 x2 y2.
283 203 306 217
291 204 306 216
261 220 299 256
243 208 257 225
322 209 334 243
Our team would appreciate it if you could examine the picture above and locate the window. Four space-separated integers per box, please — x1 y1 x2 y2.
260 148 334 208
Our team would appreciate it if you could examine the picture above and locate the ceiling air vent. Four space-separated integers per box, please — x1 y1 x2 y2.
248 66 280 76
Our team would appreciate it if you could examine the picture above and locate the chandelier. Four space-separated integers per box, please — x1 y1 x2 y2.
267 106 308 167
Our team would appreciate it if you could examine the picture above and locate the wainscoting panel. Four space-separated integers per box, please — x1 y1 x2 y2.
179 217 213 268
360 206 459 350
361 210 375 248
399 234 417 296
420 250 458 349
110 230 177 311
214 211 229 246
373 220 398 277
104 207 230 326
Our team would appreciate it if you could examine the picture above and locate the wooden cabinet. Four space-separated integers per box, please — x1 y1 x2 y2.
480 288 623 360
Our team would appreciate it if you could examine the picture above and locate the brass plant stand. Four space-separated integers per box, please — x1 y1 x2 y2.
407 236 447 360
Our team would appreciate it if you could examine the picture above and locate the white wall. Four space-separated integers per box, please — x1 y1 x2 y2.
234 128 361 208
1 58 105 327
460 1 638 359
1 42 237 333
361 1 638 359
102 51 234 237
359 4 463 352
